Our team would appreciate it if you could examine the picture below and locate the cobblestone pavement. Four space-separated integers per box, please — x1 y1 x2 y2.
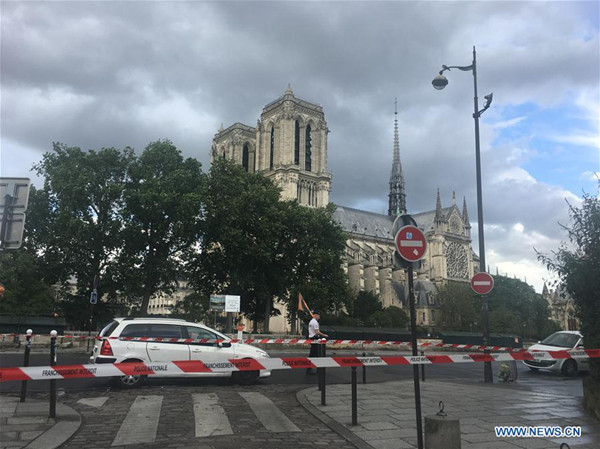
51 383 358 449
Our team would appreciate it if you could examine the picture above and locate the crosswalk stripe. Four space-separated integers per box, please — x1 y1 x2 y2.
111 395 163 446
77 397 109 408
192 393 233 437
239 392 301 433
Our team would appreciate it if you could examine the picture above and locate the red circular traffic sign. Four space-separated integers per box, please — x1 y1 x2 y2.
471 272 494 295
395 225 427 262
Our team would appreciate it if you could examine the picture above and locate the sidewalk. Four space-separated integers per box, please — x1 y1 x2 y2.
299 380 600 449
0 396 80 449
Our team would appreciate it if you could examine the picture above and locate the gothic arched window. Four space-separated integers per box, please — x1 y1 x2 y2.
294 121 300 165
305 124 312 171
242 143 249 172
270 127 275 170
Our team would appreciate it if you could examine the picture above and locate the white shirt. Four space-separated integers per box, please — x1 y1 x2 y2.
308 317 319 339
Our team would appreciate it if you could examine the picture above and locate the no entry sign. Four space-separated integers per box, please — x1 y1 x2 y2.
471 272 494 295
395 225 427 262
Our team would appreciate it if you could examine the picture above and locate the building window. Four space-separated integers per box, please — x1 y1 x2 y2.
294 121 300 165
305 125 312 171
242 143 249 172
270 127 275 170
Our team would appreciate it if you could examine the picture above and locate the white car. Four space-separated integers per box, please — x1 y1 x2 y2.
90 317 270 387
523 330 588 376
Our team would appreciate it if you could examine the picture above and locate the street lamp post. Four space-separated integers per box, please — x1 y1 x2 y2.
433 46 494 383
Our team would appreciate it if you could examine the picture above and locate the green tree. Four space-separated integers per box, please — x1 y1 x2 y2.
30 143 135 328
118 140 204 315
487 276 554 340
538 189 600 416
188 159 286 332
278 203 348 333
170 292 210 323
436 281 480 331
0 249 55 316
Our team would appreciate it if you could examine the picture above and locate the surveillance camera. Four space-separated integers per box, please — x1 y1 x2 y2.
484 93 493 102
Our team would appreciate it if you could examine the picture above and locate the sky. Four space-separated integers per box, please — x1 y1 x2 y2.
1 0 598 293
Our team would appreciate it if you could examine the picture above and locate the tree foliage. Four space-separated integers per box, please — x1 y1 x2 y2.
538 189 600 379
0 249 55 316
117 140 204 314
322 290 408 329
436 281 480 331
436 278 556 340
30 143 135 327
187 159 348 332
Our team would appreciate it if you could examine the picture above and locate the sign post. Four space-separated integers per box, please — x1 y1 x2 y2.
471 272 494 380
394 216 427 449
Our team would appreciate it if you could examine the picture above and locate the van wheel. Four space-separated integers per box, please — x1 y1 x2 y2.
561 359 577 377
115 360 146 388
234 369 259 386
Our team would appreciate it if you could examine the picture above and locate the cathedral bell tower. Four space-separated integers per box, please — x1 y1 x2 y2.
256 85 331 207
212 85 331 207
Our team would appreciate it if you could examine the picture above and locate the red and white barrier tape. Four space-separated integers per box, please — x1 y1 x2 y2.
1 333 526 352
1 349 598 383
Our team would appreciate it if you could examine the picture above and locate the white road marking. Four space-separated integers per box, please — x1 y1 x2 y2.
239 392 301 433
77 397 109 408
111 395 162 446
192 393 233 437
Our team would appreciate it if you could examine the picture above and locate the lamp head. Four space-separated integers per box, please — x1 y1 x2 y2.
432 74 448 90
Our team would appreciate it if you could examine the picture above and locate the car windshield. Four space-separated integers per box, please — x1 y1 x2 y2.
540 332 580 348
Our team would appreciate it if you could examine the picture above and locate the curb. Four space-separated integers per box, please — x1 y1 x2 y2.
296 386 373 449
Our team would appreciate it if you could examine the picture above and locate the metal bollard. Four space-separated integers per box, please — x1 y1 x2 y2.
20 329 33 402
319 341 326 405
351 366 358 426
50 330 57 418
362 351 367 384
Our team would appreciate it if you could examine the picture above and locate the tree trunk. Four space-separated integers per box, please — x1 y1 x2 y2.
140 284 152 316
290 308 297 334
263 297 271 333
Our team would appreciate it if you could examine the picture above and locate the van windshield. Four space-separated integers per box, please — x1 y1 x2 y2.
540 332 580 348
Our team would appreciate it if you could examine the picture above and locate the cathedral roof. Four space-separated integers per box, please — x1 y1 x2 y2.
333 205 395 240
334 204 458 240
262 86 323 115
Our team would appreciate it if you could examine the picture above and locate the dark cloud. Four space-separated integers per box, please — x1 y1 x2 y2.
1 1 598 291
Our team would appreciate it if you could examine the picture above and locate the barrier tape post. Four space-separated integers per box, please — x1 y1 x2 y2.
362 351 367 384
49 330 57 418
319 341 326 405
351 366 358 426
19 329 33 402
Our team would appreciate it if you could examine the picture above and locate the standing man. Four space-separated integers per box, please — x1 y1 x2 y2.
306 310 328 374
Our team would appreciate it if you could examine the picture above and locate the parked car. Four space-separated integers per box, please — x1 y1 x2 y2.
523 330 588 376
90 317 271 387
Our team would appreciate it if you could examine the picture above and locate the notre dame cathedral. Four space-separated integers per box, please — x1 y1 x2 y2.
211 86 478 332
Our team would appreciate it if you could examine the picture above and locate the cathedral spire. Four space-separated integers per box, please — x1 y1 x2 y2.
462 196 471 228
388 98 407 216
434 188 444 223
